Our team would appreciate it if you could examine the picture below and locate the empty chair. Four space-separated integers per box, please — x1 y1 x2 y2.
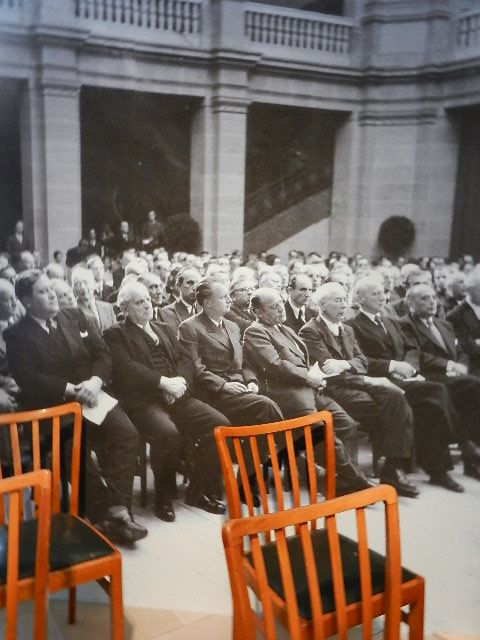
0 402 124 639
222 484 425 640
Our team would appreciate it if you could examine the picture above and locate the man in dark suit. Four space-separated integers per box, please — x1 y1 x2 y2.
400 283 480 481
447 269 480 377
104 281 226 521
299 282 420 497
138 272 165 321
178 278 283 427
346 277 462 492
243 287 374 495
5 270 147 545
87 255 114 302
284 274 316 334
224 276 257 336
161 267 201 335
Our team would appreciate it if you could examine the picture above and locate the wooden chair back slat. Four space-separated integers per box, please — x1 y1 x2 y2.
325 514 348 639
266 432 284 511
356 507 373 639
298 522 325 639
248 436 270 517
8 424 22 477
223 485 405 640
51 416 61 514
0 470 51 640
233 438 254 514
284 429 301 509
5 489 20 640
31 420 41 471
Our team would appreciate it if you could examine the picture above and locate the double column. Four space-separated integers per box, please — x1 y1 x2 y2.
20 77 82 262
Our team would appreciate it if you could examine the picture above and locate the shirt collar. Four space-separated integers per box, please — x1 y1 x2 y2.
30 314 55 331
359 308 378 323
288 299 304 319
320 313 342 337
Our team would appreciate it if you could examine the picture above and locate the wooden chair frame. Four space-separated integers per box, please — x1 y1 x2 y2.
214 411 336 520
223 484 425 640
0 403 124 639
0 469 51 640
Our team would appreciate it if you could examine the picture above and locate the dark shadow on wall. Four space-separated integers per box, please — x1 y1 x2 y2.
80 87 193 237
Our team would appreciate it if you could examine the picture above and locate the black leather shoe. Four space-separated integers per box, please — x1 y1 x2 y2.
185 493 226 515
155 498 176 522
464 462 480 481
380 468 420 498
124 514 149 540
429 472 465 493
96 518 147 545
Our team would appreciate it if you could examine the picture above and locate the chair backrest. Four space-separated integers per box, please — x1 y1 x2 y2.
222 484 402 640
0 469 52 640
214 411 336 520
0 403 82 516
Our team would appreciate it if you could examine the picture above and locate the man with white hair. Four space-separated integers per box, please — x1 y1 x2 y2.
225 276 257 335
71 266 117 334
346 277 464 492
299 282 421 496
87 254 114 302
104 281 227 520
138 272 164 320
401 283 480 482
447 268 480 377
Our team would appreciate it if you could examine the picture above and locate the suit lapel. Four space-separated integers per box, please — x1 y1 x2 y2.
55 311 79 355
151 322 175 361
223 320 241 361
433 319 456 358
125 320 154 363
199 312 232 349
357 311 392 347
275 324 306 359
316 318 344 358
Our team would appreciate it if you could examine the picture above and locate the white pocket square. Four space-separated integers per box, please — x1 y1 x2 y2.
80 330 89 338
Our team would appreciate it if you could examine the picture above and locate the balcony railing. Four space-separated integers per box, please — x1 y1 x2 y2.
245 2 352 53
73 0 201 34
458 10 480 48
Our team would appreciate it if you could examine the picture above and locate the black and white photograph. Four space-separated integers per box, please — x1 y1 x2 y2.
0 0 479 638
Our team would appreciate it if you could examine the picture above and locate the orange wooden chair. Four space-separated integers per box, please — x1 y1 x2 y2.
222 484 425 640
214 411 337 519
0 402 124 639
0 469 51 640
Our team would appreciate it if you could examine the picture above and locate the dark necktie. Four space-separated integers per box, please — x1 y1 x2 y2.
46 318 56 335
337 325 348 359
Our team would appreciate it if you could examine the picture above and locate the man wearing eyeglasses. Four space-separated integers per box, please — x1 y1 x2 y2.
225 277 257 336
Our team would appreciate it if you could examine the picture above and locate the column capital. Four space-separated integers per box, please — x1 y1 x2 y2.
37 80 80 98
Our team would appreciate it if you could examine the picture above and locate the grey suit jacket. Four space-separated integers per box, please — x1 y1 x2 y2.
78 300 117 335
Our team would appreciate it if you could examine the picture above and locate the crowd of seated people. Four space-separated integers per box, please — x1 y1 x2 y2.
1 221 480 548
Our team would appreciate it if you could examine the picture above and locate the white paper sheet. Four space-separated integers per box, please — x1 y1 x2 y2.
82 391 118 425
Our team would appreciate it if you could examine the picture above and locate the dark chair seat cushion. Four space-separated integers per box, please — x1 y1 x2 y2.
0 513 114 583
247 529 416 619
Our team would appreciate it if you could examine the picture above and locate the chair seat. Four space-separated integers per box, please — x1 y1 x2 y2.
0 513 114 583
247 529 417 619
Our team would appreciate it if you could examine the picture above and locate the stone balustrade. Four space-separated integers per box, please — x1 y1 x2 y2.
458 9 480 48
244 2 352 54
73 0 201 34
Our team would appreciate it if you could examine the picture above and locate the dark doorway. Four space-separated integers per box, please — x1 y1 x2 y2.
0 80 22 252
80 87 193 239
450 106 480 260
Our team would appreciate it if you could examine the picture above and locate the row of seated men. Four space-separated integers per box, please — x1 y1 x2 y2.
1 261 480 546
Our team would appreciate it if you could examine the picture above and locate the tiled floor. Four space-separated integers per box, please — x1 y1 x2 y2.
3 444 480 639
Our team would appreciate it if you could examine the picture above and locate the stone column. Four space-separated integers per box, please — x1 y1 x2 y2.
20 78 82 262
190 95 249 255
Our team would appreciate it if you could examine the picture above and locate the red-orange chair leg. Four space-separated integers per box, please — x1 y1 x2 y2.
408 583 425 640
110 558 124 640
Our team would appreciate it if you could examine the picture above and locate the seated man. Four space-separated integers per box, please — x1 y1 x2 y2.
401 283 480 481
178 278 284 495
137 272 164 321
104 281 226 521
224 276 257 336
243 287 374 496
71 266 117 334
161 267 201 334
447 269 480 377
5 270 147 545
284 274 316 334
312 279 458 492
